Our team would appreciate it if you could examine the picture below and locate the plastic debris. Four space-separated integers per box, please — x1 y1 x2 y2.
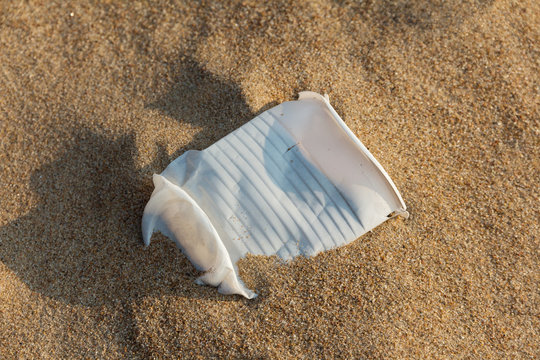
142 92 408 298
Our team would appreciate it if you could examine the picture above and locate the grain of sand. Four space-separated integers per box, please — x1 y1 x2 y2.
0 0 538 358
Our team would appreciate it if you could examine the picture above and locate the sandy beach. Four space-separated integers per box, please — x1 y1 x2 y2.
0 0 538 358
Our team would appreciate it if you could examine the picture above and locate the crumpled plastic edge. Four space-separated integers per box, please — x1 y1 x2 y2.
142 174 256 298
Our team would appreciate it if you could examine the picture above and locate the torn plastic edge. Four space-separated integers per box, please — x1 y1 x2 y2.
142 175 257 299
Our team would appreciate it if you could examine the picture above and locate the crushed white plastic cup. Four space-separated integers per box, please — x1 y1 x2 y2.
142 92 408 298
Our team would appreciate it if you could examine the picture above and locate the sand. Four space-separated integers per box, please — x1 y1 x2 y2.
0 0 538 358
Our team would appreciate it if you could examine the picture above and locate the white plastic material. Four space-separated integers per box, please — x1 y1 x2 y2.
142 92 407 298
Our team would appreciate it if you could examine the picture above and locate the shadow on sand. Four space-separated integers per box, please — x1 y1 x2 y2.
0 59 261 308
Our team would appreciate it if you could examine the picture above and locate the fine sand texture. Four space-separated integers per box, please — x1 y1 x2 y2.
0 1 538 358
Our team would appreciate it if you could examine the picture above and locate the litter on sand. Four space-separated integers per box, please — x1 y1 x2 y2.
142 91 408 298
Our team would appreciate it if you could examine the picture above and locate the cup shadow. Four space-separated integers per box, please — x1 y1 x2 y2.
0 59 262 307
